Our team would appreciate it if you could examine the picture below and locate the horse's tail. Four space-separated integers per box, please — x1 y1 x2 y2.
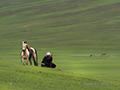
34 49 38 66
35 49 38 62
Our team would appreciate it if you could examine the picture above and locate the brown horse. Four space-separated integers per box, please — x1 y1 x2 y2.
21 41 38 66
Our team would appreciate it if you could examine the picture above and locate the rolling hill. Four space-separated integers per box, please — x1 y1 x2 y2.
0 0 120 47
0 0 120 90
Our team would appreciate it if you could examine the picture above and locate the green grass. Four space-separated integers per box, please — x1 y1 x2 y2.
0 59 119 90
0 0 120 90
0 46 120 90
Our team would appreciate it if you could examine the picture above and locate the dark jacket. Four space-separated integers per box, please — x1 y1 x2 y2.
42 56 53 67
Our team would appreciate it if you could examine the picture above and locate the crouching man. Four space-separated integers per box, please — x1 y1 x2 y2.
41 52 56 68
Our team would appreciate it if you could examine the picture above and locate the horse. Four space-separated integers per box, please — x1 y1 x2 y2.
21 41 38 66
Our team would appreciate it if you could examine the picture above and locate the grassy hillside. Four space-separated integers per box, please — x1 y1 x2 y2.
0 61 119 90
0 0 120 90
0 0 120 47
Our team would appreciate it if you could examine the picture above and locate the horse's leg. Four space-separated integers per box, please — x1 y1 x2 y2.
31 49 37 66
22 58 25 66
29 53 32 65
26 58 29 65
32 54 36 66
33 53 38 66
29 59 32 65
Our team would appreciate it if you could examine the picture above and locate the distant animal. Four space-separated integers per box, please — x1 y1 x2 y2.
90 54 92 57
21 41 38 66
101 53 106 56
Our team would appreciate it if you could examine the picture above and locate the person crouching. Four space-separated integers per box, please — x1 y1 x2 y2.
41 52 56 68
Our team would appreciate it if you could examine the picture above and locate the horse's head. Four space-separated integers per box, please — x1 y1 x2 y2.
22 41 27 52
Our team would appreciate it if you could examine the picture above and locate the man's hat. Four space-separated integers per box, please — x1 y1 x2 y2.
46 52 51 56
